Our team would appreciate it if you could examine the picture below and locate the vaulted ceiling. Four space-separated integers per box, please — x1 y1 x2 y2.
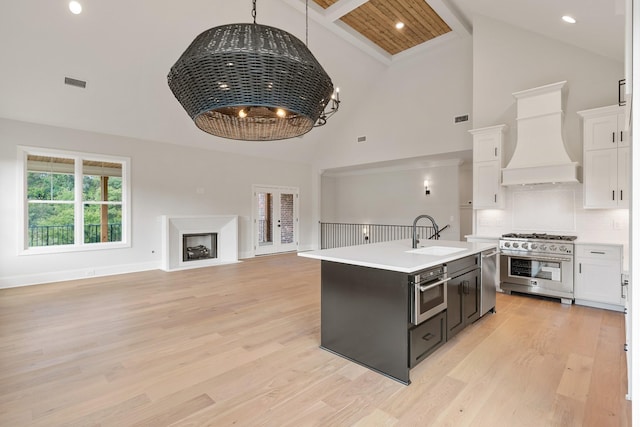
0 0 625 163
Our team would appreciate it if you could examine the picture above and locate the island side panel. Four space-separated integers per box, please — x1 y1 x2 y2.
320 260 410 384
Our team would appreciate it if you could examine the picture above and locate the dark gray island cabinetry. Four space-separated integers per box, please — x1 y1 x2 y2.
446 255 481 340
320 261 414 384
299 239 497 384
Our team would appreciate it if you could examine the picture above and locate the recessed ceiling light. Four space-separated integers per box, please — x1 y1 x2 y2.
69 1 82 14
395 22 405 30
562 15 576 24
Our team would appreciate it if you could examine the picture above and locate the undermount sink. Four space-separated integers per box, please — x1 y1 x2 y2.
405 246 467 256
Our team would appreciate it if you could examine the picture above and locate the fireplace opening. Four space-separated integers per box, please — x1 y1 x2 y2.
182 233 218 262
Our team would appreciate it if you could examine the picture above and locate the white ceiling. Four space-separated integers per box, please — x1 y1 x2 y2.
0 0 625 166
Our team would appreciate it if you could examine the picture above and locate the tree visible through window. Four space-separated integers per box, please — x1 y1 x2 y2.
22 149 128 250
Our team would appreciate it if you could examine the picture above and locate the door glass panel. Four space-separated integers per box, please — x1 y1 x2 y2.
257 192 273 246
280 193 294 244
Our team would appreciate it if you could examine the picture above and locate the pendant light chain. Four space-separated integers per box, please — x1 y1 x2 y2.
252 0 257 24
306 0 309 46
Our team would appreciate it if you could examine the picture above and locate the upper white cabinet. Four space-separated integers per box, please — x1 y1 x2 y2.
578 105 629 209
581 107 628 150
470 125 507 209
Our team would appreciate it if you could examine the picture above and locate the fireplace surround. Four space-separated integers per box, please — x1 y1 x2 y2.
161 215 238 271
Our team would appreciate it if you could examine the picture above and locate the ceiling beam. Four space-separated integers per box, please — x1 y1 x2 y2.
428 0 471 37
324 0 369 22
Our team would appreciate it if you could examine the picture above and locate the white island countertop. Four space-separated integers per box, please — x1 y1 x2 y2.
298 239 498 273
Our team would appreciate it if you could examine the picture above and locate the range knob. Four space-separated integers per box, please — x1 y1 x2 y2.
504 242 511 248
521 243 529 249
549 245 557 251
559 245 567 252
539 244 547 251
530 243 538 250
513 242 520 248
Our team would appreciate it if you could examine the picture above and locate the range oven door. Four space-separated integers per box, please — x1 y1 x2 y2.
411 274 450 325
500 252 574 296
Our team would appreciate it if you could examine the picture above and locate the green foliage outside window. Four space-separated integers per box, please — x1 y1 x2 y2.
26 158 124 247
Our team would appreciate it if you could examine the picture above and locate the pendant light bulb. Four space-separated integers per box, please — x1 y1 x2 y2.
238 109 247 118
276 108 286 118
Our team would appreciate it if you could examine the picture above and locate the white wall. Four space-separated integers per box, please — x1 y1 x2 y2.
0 118 313 287
471 15 629 266
320 162 461 241
312 37 474 171
312 37 474 243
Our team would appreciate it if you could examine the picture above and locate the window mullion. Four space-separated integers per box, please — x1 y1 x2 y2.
74 156 83 245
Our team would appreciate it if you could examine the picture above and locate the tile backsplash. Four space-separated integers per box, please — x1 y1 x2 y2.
475 183 630 267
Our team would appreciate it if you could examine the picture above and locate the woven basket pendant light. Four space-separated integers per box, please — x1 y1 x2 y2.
167 1 336 141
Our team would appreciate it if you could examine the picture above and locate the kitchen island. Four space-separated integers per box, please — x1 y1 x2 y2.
299 239 498 384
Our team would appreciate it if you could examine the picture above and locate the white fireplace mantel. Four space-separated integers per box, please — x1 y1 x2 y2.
161 215 239 271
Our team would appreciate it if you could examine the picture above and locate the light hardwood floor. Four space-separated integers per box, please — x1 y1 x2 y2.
0 253 631 426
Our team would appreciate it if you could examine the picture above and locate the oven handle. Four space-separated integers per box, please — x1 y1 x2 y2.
502 253 572 263
482 250 500 258
418 277 451 292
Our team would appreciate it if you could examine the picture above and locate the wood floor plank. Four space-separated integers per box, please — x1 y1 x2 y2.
556 353 594 402
0 253 630 426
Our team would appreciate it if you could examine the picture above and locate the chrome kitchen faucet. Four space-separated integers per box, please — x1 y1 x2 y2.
412 214 439 248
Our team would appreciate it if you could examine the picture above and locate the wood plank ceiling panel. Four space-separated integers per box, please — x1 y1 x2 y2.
313 0 340 8
337 0 452 55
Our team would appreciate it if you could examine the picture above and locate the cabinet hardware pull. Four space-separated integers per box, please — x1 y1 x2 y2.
511 254 572 262
590 251 606 255
494 147 498 157
579 263 581 274
422 333 434 341
494 194 497 203
462 280 470 295
613 190 615 201
620 190 623 201
612 132 616 143
418 277 451 292
621 131 623 142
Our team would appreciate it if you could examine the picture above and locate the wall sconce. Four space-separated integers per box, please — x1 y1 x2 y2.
424 180 431 195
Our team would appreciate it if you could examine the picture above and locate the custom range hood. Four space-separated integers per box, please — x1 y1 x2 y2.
502 81 581 186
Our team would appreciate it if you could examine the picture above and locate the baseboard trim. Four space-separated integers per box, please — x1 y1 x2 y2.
0 262 159 289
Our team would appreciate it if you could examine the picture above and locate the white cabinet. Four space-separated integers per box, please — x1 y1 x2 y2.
578 106 629 208
470 125 506 209
574 244 624 312
582 110 627 150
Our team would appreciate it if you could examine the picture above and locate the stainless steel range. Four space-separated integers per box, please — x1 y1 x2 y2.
499 233 577 304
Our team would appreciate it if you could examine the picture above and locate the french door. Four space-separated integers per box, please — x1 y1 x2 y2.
253 186 299 255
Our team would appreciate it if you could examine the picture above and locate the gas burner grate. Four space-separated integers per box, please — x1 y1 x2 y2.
501 233 577 241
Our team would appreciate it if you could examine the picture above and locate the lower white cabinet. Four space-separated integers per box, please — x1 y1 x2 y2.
574 244 624 312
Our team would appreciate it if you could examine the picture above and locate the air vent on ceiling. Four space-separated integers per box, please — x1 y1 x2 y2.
64 77 87 88
357 136 367 143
